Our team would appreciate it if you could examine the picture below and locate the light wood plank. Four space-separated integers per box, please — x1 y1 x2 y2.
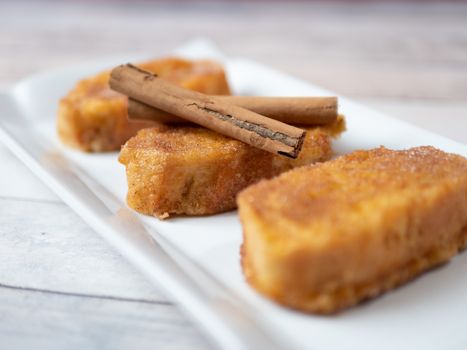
0 287 211 350
1 2 466 100
0 198 163 301
0 195 214 348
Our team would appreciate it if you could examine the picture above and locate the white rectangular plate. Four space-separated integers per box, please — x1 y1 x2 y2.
1 39 466 350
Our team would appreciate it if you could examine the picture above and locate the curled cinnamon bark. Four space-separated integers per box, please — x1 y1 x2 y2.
110 64 306 158
128 96 337 125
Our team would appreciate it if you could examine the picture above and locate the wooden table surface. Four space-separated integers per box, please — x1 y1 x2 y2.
1 1 466 349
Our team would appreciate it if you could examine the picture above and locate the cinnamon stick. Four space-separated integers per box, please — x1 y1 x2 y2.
128 96 337 125
110 64 306 158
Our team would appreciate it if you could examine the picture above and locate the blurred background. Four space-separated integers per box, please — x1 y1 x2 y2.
1 0 466 143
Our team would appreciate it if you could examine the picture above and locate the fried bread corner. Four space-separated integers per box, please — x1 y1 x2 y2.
118 116 345 218
57 57 231 152
237 146 467 314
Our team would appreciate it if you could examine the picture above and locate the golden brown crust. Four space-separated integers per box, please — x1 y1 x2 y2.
237 146 467 314
118 116 345 218
57 58 231 152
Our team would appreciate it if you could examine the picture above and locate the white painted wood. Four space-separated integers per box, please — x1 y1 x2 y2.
1 2 467 100
0 1 465 349
0 198 162 301
0 287 211 350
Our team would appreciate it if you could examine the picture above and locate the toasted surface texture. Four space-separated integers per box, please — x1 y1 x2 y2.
237 146 467 314
57 57 231 152
118 116 345 218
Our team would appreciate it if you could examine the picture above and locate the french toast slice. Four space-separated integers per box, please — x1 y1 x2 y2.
237 146 467 314
57 58 231 152
118 116 345 218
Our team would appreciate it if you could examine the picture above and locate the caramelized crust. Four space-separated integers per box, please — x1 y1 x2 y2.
237 146 467 314
119 116 345 218
57 58 231 152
